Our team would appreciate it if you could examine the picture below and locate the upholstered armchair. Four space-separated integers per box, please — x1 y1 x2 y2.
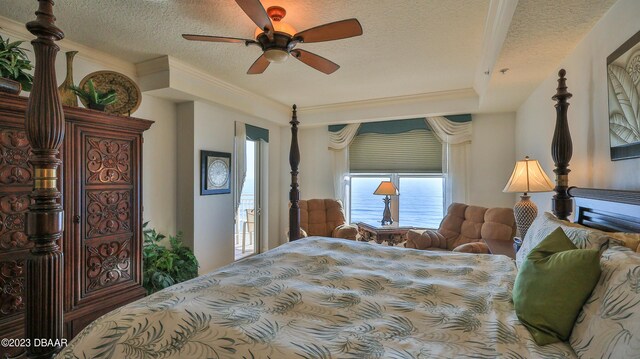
298 199 358 240
405 203 517 258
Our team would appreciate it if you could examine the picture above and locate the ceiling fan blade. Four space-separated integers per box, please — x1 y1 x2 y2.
291 49 340 74
247 54 270 74
182 34 254 44
294 19 363 43
235 0 273 32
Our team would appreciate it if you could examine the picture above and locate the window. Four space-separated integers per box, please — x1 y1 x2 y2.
345 120 445 229
349 174 444 229
398 176 443 228
349 176 390 225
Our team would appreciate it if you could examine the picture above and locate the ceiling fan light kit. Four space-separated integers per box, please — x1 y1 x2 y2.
182 0 363 74
264 48 289 63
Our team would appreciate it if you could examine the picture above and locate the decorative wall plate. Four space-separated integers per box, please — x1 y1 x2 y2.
200 150 231 195
79 71 141 115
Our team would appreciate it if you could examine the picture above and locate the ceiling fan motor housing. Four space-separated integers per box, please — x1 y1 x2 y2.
256 32 294 62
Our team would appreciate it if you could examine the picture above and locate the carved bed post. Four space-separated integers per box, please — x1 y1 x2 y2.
551 69 573 220
24 1 65 358
289 105 301 241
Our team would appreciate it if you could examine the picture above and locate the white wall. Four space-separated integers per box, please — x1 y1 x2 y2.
139 96 178 235
516 0 640 212
469 113 517 208
176 102 195 247
178 101 282 274
0 29 179 236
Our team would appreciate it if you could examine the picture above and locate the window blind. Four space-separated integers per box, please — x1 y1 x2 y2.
349 129 442 173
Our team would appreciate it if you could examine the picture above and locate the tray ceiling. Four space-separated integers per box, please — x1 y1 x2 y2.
0 0 618 112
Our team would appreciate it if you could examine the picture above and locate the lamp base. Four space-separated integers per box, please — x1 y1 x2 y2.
514 194 538 239
381 195 394 226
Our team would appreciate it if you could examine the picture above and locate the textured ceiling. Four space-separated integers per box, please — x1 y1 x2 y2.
0 0 619 112
480 0 618 111
0 0 489 107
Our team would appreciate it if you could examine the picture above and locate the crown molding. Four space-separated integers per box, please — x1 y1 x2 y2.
300 88 478 113
473 0 519 100
297 88 479 127
0 15 137 78
136 56 291 124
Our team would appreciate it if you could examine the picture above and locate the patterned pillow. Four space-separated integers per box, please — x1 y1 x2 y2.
516 212 612 267
570 245 640 358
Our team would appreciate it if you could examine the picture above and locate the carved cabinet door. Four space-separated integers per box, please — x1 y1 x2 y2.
68 125 143 311
0 124 33 357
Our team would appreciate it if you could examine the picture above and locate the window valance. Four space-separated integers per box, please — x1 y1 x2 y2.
246 124 269 142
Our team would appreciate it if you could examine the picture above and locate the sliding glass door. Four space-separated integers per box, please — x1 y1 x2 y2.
234 122 269 260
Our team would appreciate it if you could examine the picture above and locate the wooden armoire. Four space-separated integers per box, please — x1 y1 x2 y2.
0 93 153 356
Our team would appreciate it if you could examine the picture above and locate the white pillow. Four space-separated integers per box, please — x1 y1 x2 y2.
516 212 612 267
570 245 640 358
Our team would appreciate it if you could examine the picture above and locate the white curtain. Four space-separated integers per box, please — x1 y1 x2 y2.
233 122 247 225
425 117 472 211
328 124 360 215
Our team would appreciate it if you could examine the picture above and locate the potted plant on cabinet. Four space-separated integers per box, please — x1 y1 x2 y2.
0 35 33 95
70 79 117 111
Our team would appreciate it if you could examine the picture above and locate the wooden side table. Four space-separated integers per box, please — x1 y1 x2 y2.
356 222 416 246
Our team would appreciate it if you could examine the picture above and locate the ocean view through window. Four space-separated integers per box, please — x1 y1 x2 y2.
350 175 444 229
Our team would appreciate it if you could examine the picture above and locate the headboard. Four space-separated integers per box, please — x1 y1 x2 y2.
569 187 640 233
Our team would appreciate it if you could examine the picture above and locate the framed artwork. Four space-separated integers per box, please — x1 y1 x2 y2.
200 150 231 195
607 29 640 160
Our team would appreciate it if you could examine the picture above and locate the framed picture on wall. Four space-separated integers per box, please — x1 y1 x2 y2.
201 150 231 195
607 29 640 160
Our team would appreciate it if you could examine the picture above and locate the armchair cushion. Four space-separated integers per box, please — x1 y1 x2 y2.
406 203 516 257
405 229 447 250
299 199 350 238
332 224 358 240
439 203 487 250
453 242 490 254
286 228 308 240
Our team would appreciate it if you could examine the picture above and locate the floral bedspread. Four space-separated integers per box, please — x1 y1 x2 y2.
57 237 576 359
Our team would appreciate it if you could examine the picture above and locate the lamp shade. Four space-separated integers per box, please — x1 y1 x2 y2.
374 181 399 196
503 157 554 194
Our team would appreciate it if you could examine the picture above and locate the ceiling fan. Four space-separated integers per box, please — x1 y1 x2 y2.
182 0 363 75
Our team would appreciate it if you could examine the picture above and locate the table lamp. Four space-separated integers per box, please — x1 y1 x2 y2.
374 181 399 226
503 156 554 238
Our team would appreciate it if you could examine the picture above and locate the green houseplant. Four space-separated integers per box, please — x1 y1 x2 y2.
142 222 199 295
0 35 33 94
70 79 117 111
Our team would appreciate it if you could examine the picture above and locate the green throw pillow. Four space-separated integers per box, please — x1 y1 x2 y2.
513 227 601 345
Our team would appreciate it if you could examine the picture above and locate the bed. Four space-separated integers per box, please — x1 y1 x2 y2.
56 237 577 358
16 2 640 359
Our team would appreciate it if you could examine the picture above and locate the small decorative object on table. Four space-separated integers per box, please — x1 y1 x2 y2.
373 181 399 225
357 222 415 246
513 236 523 253
71 79 117 111
503 156 554 238
58 50 79 106
201 150 231 195
79 70 142 115
0 35 33 94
